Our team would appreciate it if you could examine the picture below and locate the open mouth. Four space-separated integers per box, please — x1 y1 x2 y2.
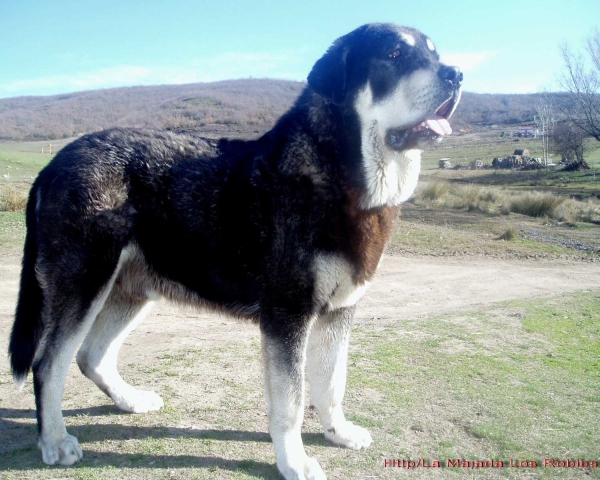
387 90 462 150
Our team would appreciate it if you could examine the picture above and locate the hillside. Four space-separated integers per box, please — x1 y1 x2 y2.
0 79 570 141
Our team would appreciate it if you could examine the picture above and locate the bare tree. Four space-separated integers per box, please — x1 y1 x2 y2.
552 120 594 170
535 91 557 166
559 29 600 142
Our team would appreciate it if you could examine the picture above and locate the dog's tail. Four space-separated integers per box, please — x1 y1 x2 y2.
9 182 44 389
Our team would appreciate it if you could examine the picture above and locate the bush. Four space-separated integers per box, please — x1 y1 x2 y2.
420 180 450 201
498 226 518 241
450 183 481 210
0 188 28 212
557 197 600 223
509 192 564 219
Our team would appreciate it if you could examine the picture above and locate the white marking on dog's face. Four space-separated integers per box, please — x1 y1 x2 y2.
426 38 435 51
357 69 440 133
400 32 416 46
313 253 370 310
353 83 430 208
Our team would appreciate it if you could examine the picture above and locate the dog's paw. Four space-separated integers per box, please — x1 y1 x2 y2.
113 388 164 413
325 421 373 450
39 433 83 465
278 456 327 480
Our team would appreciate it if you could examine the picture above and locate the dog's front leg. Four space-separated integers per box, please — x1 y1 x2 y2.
306 306 373 450
261 314 326 480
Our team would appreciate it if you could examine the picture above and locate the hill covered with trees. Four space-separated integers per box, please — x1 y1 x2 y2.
0 79 571 141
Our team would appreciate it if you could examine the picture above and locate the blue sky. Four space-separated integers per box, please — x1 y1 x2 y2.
0 0 598 98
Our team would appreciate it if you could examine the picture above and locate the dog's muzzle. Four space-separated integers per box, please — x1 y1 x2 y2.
388 66 463 150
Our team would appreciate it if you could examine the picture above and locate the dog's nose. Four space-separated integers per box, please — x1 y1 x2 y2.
438 66 463 86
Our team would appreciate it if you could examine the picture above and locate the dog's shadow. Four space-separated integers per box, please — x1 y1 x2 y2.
0 407 329 476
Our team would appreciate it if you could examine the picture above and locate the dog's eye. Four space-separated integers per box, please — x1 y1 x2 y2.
388 49 401 58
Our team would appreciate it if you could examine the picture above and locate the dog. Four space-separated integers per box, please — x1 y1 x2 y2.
9 23 461 479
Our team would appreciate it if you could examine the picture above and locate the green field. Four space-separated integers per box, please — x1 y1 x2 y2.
421 131 600 172
0 139 72 183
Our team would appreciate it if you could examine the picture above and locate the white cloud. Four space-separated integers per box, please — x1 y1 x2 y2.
1 66 153 94
0 50 309 97
440 51 496 72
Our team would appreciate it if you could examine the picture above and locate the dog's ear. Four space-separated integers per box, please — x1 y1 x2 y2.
307 40 349 107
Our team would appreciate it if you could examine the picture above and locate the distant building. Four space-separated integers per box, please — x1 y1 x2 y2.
517 126 538 138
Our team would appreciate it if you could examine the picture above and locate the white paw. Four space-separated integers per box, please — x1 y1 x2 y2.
113 389 164 413
278 456 327 480
325 421 372 450
39 433 83 465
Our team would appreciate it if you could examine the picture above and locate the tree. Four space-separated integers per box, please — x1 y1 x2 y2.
552 121 591 170
559 29 600 142
535 91 557 166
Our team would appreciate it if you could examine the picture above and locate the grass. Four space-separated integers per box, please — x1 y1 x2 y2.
391 203 600 259
498 226 518 241
420 180 450 200
0 187 28 212
0 211 26 254
347 291 600 478
509 191 565 218
1 292 598 479
421 129 600 173
0 139 66 182
413 176 600 226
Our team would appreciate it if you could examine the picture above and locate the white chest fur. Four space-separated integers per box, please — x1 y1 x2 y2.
313 253 371 311
354 85 422 210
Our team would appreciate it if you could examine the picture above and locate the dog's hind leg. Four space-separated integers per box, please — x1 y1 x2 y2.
306 306 373 450
76 284 162 413
33 251 126 466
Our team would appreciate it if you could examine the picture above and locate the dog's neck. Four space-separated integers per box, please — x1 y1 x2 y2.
351 85 422 210
358 120 421 209
281 87 421 211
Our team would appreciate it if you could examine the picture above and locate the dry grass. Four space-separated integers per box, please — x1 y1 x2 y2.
420 180 450 200
556 197 600 223
509 191 565 219
0 188 28 212
415 180 600 224
498 226 518 241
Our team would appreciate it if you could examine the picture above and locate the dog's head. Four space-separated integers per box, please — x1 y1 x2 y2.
308 23 462 208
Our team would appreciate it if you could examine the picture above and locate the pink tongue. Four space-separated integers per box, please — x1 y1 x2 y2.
425 115 452 136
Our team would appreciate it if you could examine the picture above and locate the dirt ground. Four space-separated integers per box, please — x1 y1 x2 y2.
0 252 598 474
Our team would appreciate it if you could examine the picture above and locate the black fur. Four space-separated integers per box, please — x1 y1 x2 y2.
9 23 462 475
9 181 44 380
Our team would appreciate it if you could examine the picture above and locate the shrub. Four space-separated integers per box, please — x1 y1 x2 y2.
498 226 518 241
421 180 450 201
0 188 28 212
557 197 600 223
509 192 564 219
450 183 481 210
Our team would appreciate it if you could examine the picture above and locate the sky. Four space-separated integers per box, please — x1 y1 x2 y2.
0 0 598 98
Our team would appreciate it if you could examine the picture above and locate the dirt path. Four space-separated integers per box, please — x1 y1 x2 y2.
359 254 600 326
1 253 598 362
1 254 599 337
